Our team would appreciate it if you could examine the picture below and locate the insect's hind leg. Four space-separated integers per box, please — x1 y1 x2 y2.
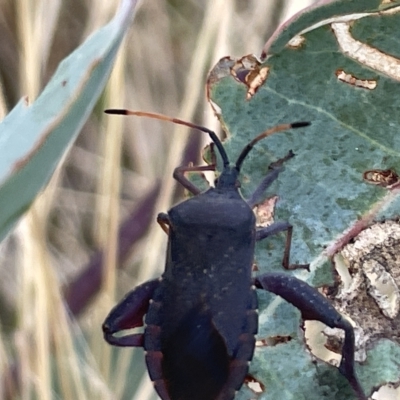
102 279 159 347
254 273 367 400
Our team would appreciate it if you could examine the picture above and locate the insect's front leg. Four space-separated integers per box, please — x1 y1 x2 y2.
102 279 160 347
246 150 294 208
254 273 367 400
157 212 171 234
173 142 217 195
248 150 307 270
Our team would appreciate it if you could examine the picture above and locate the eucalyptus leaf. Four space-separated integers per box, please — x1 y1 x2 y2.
0 0 139 242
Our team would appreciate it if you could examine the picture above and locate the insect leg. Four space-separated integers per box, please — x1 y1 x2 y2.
256 222 309 270
173 142 217 195
246 150 294 208
102 279 159 347
251 151 306 270
157 212 171 234
173 164 216 195
254 273 367 400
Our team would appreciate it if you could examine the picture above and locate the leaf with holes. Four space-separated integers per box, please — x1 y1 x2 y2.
207 0 400 398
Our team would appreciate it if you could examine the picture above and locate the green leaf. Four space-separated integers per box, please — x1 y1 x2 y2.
0 0 139 242
208 0 400 398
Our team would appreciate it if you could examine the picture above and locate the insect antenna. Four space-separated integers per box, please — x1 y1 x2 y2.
104 109 230 168
235 121 311 171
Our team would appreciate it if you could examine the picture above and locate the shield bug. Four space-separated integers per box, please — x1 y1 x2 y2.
102 110 366 400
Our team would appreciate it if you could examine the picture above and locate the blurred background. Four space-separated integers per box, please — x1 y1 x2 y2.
0 1 316 399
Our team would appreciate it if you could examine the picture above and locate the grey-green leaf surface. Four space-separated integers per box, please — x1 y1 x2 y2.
0 0 139 242
208 1 400 398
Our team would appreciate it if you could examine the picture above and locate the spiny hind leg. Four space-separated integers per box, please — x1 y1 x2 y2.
254 273 366 400
102 279 159 347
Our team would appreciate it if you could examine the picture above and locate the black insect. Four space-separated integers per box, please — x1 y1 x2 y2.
102 110 366 400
